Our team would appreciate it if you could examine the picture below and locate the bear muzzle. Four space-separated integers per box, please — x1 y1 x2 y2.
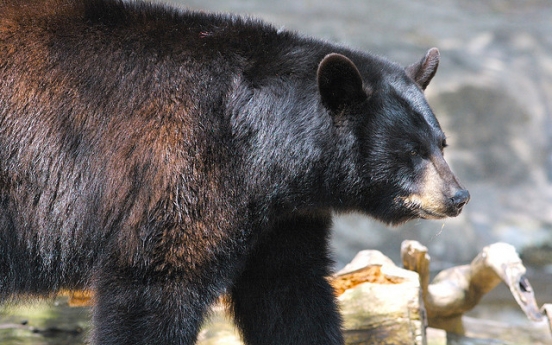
449 188 470 215
399 189 468 220
399 154 470 220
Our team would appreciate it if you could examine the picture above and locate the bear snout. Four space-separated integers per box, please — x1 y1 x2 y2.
401 167 469 220
450 189 470 210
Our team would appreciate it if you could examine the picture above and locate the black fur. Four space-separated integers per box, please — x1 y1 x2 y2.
0 1 468 344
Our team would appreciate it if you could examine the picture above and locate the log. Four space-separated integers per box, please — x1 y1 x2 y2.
401 240 552 344
334 250 426 345
55 243 552 345
401 241 544 332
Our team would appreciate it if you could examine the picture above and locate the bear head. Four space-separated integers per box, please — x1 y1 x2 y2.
317 48 469 225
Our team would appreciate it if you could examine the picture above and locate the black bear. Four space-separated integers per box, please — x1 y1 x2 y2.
0 0 469 344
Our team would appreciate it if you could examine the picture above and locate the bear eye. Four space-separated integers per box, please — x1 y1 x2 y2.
410 149 418 156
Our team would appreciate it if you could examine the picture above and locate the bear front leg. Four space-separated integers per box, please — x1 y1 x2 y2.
92 264 221 345
230 213 344 345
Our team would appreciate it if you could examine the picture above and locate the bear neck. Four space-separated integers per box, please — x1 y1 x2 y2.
228 76 360 220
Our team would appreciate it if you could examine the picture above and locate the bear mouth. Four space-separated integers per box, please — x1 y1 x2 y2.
417 202 465 219
396 195 463 220
417 208 449 220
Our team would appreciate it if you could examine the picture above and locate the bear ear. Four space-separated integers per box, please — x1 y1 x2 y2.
406 47 440 90
317 53 367 112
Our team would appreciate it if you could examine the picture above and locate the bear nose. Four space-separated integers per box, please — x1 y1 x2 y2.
451 189 470 210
